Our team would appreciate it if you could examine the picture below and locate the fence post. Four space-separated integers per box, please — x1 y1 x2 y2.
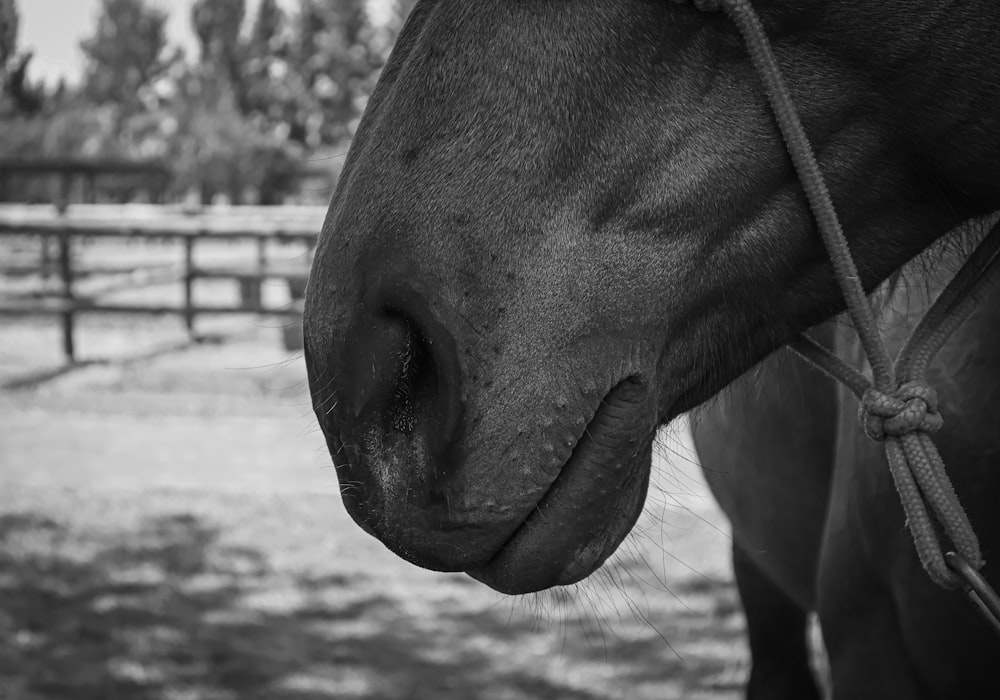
237 234 266 311
255 236 267 311
183 234 196 338
57 228 75 362
40 233 52 282
55 173 71 215
281 234 311 352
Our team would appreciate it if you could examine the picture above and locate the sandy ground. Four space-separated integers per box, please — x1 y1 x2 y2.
0 314 744 700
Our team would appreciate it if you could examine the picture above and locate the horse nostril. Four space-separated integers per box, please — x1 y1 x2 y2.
342 281 464 462
387 315 434 435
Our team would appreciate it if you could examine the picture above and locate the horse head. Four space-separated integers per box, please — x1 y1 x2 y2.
304 0 1000 594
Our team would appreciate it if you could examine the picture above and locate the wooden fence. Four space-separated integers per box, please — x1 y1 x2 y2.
0 204 325 362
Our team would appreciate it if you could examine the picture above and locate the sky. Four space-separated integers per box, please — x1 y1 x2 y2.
19 0 391 86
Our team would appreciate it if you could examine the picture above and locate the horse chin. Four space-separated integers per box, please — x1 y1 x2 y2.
467 380 654 595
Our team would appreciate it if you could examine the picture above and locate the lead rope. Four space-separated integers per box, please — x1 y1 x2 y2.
678 0 1000 633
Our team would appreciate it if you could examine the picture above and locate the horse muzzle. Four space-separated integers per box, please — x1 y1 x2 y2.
306 279 657 590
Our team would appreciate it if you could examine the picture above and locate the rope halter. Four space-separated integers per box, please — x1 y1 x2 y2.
674 0 1000 633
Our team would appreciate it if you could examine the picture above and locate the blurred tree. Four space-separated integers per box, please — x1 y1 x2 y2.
243 0 299 136
191 0 245 61
0 0 17 69
360 0 418 103
0 0 44 117
80 0 170 111
249 0 284 53
292 0 378 145
190 0 248 110
226 0 384 147
181 0 305 202
2 0 387 203
167 74 304 205
4 52 42 114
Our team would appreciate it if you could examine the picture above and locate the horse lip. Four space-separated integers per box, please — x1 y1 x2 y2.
467 377 652 594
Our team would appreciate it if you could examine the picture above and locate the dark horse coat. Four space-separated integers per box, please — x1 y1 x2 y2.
303 1 1000 696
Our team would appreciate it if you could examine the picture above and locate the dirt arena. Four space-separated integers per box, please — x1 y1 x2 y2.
0 313 746 699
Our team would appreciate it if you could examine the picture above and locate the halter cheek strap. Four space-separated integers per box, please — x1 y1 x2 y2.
675 0 1000 634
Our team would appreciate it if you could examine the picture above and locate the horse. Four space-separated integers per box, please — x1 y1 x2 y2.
302 1 1000 696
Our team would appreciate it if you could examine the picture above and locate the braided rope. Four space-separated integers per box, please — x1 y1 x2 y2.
678 0 1000 589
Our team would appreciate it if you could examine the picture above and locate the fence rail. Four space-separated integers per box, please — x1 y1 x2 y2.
0 204 325 362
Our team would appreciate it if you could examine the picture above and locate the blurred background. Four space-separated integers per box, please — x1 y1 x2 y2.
0 1 747 698
3 0 417 205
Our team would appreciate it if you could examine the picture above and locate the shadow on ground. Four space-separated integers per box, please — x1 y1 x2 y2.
0 510 744 700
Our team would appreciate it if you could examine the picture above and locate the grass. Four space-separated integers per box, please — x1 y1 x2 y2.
0 315 744 699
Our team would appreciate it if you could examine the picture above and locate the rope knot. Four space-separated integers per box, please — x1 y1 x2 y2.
859 381 943 441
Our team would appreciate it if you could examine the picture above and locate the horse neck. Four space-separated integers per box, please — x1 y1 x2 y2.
777 1 1000 211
